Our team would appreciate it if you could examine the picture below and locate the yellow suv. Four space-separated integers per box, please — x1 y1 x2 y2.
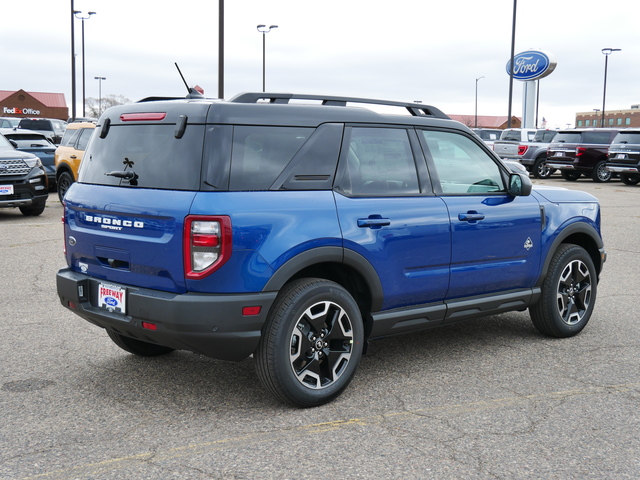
55 122 95 202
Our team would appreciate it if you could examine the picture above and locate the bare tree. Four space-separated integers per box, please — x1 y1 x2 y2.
84 94 132 118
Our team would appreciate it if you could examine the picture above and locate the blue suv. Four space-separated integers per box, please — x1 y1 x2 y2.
56 93 606 407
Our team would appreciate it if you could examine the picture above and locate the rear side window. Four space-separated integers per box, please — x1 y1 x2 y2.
229 126 311 190
582 131 615 144
60 128 79 147
78 124 205 190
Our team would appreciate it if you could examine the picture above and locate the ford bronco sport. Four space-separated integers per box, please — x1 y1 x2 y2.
56 92 606 407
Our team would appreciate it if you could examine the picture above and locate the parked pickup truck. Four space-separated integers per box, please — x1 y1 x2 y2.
493 128 558 178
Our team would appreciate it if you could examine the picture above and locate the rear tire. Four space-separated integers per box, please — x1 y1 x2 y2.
57 171 74 203
620 174 640 186
255 278 364 407
530 244 597 338
561 170 581 181
106 330 174 356
533 156 555 179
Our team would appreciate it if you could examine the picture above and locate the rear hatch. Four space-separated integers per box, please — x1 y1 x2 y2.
547 131 581 166
63 103 210 294
607 131 640 171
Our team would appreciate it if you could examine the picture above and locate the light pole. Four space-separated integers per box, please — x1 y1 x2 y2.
601 47 621 128
475 76 484 128
94 76 106 117
257 24 278 92
74 10 96 118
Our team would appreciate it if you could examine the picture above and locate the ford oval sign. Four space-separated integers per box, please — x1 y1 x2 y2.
506 50 557 81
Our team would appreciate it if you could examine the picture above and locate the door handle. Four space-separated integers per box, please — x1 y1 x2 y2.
357 216 390 229
458 211 485 223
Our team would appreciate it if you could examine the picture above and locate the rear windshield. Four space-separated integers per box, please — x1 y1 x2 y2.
19 119 51 131
78 124 205 190
553 132 581 143
612 132 640 145
581 131 615 144
500 130 522 141
5 134 52 147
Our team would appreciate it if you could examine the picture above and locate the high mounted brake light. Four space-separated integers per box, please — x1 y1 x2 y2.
120 113 167 122
184 215 232 280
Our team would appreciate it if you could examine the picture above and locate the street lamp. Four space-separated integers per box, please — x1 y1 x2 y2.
475 76 484 128
601 47 621 128
74 10 96 118
94 76 106 117
257 24 278 92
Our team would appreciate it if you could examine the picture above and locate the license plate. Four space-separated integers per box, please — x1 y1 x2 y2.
0 185 14 195
98 283 126 313
556 152 564 157
617 153 626 159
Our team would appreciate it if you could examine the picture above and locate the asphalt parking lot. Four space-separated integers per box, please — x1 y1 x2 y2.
1 177 639 480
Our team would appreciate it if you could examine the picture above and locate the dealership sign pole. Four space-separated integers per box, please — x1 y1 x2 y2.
506 50 557 128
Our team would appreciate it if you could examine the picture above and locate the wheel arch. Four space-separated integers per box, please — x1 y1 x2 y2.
56 162 74 181
262 247 383 335
537 222 605 287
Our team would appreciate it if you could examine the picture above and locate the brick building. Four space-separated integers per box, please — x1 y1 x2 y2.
448 114 521 130
576 105 640 128
0 89 68 121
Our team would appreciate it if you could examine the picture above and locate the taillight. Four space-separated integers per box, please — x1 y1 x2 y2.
518 145 529 155
576 147 587 157
184 215 232 279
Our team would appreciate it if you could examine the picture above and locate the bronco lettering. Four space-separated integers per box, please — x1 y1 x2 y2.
85 214 144 228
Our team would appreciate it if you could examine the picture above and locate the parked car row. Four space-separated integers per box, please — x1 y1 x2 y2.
477 127 640 186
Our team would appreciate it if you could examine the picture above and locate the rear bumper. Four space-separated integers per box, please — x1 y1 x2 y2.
606 165 640 174
56 267 278 361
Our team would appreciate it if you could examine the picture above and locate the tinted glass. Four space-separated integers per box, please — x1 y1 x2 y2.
78 124 205 190
229 126 311 190
339 127 419 196
420 130 504 194
534 131 557 142
612 132 640 145
19 119 51 131
76 128 94 150
501 130 522 141
5 134 51 147
553 132 581 143
582 131 615 144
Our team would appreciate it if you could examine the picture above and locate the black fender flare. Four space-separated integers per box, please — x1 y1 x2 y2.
262 246 384 312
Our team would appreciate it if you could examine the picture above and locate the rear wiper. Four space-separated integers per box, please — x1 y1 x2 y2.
105 170 137 179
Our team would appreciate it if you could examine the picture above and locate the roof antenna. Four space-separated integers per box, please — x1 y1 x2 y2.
175 63 204 98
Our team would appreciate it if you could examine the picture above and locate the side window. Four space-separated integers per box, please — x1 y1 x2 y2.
339 127 419 196
76 128 94 151
229 126 311 191
420 130 505 194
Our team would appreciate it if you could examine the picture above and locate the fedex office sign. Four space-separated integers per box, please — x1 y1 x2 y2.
506 50 557 81
3 107 41 115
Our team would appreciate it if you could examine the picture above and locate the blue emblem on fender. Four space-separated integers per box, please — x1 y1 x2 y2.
506 50 557 81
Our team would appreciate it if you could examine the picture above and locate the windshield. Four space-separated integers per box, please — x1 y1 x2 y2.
78 124 205 190
0 134 16 152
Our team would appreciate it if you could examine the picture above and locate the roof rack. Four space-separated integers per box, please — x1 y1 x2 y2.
228 93 449 119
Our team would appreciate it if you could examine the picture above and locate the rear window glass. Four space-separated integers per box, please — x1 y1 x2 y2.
553 132 581 143
612 132 640 145
78 124 205 190
19 119 52 131
229 126 312 190
5 134 52 147
500 130 522 141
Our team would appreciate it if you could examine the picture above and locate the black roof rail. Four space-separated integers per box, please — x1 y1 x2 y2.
228 93 449 119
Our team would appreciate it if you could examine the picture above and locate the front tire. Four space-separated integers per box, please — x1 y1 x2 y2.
19 201 46 216
255 278 364 407
106 330 175 356
530 244 597 338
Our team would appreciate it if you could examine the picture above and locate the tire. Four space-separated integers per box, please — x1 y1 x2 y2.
591 160 612 182
19 202 46 216
620 174 640 186
530 244 597 338
532 156 555 179
561 170 581 181
255 278 364 407
106 330 175 356
57 171 74 203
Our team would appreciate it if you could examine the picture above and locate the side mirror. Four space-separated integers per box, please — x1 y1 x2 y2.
508 173 532 196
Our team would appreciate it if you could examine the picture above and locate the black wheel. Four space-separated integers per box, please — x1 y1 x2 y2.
530 244 597 338
106 330 174 356
255 278 364 407
57 171 74 203
591 160 612 182
532 156 555 179
620 174 640 186
561 170 581 181
19 201 46 216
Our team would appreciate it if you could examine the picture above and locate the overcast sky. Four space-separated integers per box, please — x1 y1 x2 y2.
2 1 638 128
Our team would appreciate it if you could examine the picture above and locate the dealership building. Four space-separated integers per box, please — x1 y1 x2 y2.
0 89 68 121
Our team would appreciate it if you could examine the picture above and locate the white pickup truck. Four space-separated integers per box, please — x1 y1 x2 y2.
493 129 558 178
